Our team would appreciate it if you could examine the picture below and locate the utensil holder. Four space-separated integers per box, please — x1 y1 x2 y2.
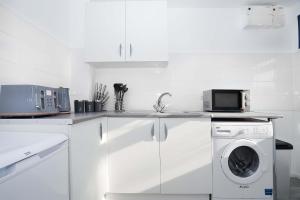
85 101 95 112
115 100 124 112
95 101 103 112
74 100 85 113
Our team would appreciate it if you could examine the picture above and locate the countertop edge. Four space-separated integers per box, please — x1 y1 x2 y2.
0 111 284 125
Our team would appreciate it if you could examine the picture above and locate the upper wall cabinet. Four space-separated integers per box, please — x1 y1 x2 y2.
85 1 126 62
85 0 168 63
125 1 168 62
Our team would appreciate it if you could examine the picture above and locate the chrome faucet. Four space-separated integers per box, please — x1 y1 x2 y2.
153 92 172 113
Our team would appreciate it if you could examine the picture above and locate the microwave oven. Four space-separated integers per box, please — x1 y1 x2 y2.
203 89 250 112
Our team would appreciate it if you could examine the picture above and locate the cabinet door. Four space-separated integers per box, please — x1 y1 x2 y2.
69 118 108 200
125 0 168 62
107 118 160 193
85 1 125 62
160 118 212 194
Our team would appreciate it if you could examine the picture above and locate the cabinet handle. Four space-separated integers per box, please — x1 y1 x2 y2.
130 44 132 57
164 123 168 141
119 44 122 57
99 123 103 142
151 123 155 140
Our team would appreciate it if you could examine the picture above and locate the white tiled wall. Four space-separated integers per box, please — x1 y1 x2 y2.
95 53 294 111
69 48 95 107
0 4 70 88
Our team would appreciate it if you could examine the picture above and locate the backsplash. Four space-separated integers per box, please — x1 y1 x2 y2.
94 53 297 112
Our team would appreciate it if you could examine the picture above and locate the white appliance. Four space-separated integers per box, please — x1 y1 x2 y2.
0 132 69 200
212 121 274 200
244 6 285 29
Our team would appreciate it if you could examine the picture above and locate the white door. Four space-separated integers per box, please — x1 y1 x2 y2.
221 139 267 185
69 118 108 200
107 118 160 193
125 0 168 62
160 118 212 194
85 1 125 62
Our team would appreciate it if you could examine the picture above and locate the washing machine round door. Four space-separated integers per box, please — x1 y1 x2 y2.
221 139 267 185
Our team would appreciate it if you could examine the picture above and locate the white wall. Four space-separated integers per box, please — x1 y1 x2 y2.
0 0 70 46
94 5 300 176
69 0 89 48
69 49 95 105
0 4 70 88
0 0 94 102
68 0 94 102
94 5 299 112
95 53 294 111
169 7 298 53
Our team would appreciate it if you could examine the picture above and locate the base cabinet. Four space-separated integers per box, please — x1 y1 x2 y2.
107 117 212 195
107 118 160 193
160 118 212 194
69 118 108 200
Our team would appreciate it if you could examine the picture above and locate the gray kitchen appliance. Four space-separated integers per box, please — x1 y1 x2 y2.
57 87 70 112
0 85 60 117
203 89 250 112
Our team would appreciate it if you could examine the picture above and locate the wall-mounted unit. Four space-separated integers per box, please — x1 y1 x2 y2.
244 6 285 29
85 0 168 64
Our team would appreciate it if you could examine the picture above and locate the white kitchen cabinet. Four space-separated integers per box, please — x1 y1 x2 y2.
69 118 108 200
125 1 168 62
0 116 212 199
107 118 160 193
85 0 168 63
85 1 125 62
159 118 212 194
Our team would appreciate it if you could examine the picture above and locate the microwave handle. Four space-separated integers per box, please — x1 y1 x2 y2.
241 91 246 111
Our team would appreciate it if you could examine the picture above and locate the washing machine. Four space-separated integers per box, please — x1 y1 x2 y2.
212 120 274 200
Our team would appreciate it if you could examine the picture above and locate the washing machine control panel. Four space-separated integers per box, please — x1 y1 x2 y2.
212 122 273 138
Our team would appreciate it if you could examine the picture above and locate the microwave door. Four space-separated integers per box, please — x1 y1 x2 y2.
212 90 242 111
